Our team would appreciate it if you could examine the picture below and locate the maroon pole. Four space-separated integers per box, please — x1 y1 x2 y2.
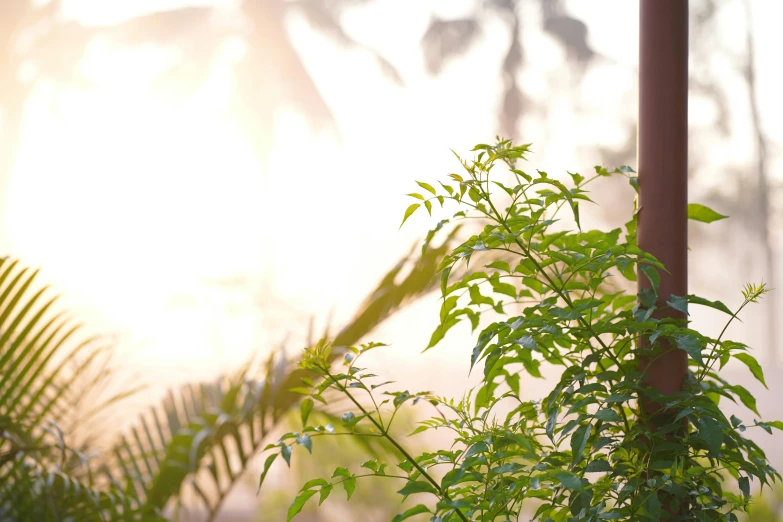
638 1 689 397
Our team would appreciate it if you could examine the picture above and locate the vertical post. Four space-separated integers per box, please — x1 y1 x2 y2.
638 1 689 397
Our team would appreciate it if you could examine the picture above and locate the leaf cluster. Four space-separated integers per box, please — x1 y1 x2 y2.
261 140 780 522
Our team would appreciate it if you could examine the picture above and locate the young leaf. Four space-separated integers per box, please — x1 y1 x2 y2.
287 490 317 521
686 295 733 316
733 353 767 388
301 478 329 491
300 398 314 427
343 477 357 500
398 480 437 497
318 485 332 505
400 203 420 228
281 444 293 466
416 181 437 195
392 504 431 522
258 453 278 493
688 203 728 223
296 433 312 454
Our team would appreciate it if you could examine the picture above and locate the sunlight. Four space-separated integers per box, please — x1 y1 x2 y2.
8 41 272 373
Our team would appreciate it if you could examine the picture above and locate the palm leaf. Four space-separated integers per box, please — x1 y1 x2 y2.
0 257 145 520
106 226 461 520
0 416 162 521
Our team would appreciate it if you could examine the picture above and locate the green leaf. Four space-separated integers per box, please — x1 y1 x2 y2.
639 288 657 309
728 384 759 415
400 203 420 228
469 284 494 307
764 420 783 432
646 491 662 519
516 334 537 351
464 441 489 459
666 295 688 315
300 398 314 427
281 444 292 466
398 480 437 497
546 407 558 442
639 265 660 293
554 471 583 491
738 476 750 500
416 181 437 195
296 433 312 454
487 260 511 273
688 203 728 223
594 409 623 423
696 417 724 454
734 353 767 388
686 295 733 315
675 334 703 365
257 453 278 492
392 505 431 522
585 459 612 473
490 277 517 299
571 423 591 464
343 477 356 500
318 485 332 505
287 489 317 521
332 467 350 479
301 478 329 491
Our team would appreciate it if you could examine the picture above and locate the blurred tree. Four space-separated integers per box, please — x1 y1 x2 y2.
0 0 400 252
99 0 401 171
421 0 596 140
742 0 777 363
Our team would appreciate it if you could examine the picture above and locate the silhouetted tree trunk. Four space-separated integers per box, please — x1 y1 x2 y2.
743 0 777 364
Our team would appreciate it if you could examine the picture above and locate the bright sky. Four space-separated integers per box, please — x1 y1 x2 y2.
6 0 783 412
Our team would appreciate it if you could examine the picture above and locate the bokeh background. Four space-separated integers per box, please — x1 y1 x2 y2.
1 0 782 520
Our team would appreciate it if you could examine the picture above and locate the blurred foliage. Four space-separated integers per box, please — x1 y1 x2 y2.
744 484 783 521
0 257 150 520
0 223 459 520
421 0 595 139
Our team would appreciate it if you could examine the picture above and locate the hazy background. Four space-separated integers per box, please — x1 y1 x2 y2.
1 0 782 519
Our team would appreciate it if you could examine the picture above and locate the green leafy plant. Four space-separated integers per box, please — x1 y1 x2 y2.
0 257 156 521
260 140 781 521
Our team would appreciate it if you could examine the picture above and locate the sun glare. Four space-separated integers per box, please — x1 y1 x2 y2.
8 40 277 378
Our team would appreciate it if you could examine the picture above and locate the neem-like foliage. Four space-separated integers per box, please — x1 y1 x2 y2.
260 140 781 521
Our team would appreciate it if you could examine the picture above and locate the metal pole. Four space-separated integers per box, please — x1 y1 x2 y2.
638 0 689 399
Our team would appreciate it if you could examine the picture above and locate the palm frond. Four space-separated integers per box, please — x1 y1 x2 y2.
0 258 110 430
1 416 162 521
0 257 144 520
106 226 460 520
